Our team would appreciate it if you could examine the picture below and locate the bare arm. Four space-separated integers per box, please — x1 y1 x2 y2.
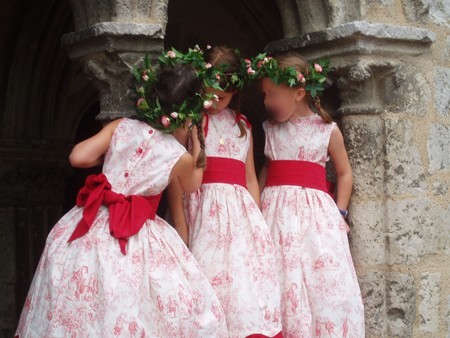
328 125 353 231
245 133 261 207
69 119 122 168
166 179 189 246
170 125 205 194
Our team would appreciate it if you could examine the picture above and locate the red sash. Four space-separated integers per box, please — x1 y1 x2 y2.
68 174 161 255
265 160 334 197
202 157 246 188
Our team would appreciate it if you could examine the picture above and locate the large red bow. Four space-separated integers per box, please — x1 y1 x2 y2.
68 174 161 255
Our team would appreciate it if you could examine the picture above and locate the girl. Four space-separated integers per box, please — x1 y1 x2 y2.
256 52 365 337
182 46 282 337
15 63 228 337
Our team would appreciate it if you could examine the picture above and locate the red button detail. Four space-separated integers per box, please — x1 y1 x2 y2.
124 172 129 177
138 148 143 154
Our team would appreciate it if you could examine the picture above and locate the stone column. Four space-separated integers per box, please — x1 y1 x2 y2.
266 21 436 337
61 0 169 121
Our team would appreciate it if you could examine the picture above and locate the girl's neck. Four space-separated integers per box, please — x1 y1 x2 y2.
291 105 315 119
206 107 230 116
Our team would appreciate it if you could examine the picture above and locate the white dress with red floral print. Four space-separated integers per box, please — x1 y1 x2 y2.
261 115 365 338
185 109 282 338
15 118 228 338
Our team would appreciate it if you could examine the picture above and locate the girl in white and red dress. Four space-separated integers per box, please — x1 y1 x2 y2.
180 46 282 338
15 63 228 337
255 52 365 337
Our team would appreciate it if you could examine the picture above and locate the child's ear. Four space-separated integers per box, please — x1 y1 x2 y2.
294 87 306 102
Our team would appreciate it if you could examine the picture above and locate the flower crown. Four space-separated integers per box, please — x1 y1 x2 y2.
133 45 221 132
245 53 330 98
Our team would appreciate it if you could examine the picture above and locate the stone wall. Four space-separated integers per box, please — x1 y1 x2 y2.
360 2 449 337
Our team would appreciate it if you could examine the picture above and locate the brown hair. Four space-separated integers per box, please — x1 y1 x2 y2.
204 46 248 138
195 119 207 168
276 52 332 124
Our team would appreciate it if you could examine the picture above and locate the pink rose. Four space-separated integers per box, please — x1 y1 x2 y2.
247 67 255 75
206 45 212 50
161 116 171 128
170 112 178 118
136 98 145 107
205 63 212 69
314 63 323 72
245 59 251 65
215 73 221 80
203 100 213 109
167 50 176 58
142 73 149 81
297 72 305 83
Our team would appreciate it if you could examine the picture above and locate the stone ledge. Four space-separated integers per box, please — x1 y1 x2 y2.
266 21 436 58
61 22 164 61
61 22 164 46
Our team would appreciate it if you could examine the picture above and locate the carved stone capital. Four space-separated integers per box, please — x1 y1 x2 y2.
265 21 435 115
62 22 164 121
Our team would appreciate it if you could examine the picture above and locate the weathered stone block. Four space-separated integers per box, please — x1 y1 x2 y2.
386 199 447 264
384 118 427 195
359 271 387 336
386 272 416 337
435 67 450 117
428 123 450 174
418 272 441 333
403 0 450 27
342 116 384 198
348 201 386 265
446 36 450 59
385 65 431 116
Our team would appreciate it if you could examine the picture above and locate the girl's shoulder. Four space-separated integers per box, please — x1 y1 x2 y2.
233 110 252 129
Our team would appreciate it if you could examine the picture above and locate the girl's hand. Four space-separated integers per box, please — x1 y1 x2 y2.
343 218 350 233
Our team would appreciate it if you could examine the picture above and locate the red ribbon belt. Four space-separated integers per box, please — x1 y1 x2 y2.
265 160 335 197
68 174 161 255
203 112 251 137
202 157 247 188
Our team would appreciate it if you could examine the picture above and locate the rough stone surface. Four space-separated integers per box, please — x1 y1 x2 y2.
386 65 431 116
342 116 384 198
434 68 450 117
386 199 447 265
446 36 450 58
418 272 441 333
447 296 450 338
386 272 416 337
403 0 450 27
348 201 386 266
359 271 387 336
428 124 450 174
266 21 435 56
384 119 427 195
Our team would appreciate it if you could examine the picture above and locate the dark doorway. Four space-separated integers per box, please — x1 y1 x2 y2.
165 0 284 170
